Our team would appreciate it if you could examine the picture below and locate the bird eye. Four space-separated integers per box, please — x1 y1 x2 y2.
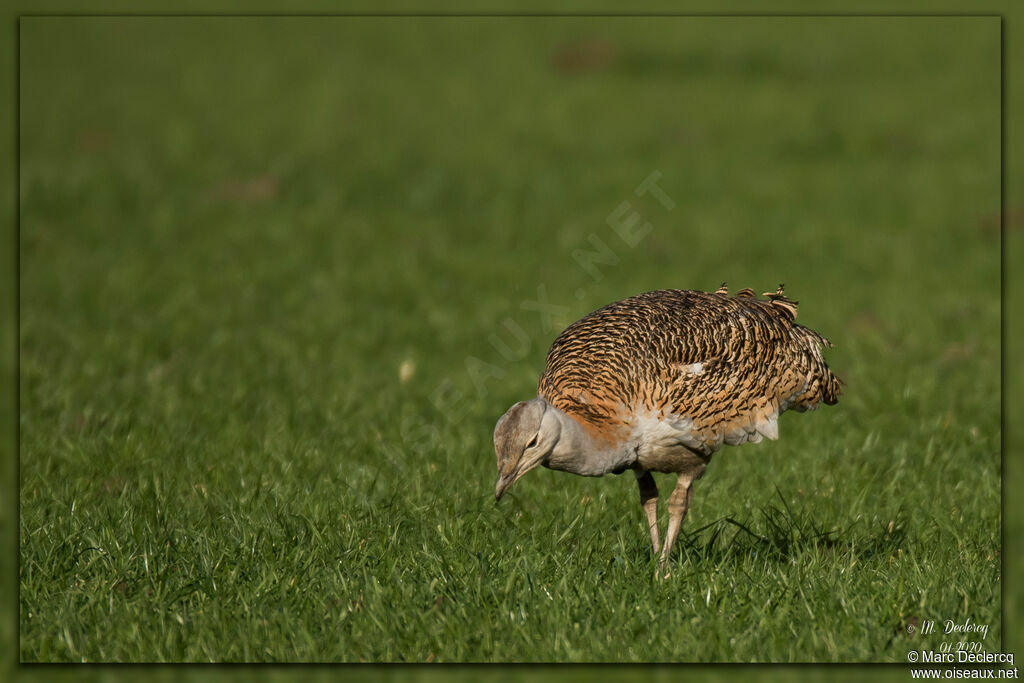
526 434 539 449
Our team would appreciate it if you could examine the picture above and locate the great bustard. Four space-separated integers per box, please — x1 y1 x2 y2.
493 285 841 564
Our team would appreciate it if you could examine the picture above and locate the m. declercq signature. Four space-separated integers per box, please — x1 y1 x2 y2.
914 618 989 640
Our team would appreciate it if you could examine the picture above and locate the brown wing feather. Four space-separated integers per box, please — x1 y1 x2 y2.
537 288 840 452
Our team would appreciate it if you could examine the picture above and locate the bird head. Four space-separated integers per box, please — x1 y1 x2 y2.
493 397 559 501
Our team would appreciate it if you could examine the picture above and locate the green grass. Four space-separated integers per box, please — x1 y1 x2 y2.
19 16 1000 662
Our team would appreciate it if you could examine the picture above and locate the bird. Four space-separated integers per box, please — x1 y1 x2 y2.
493 284 840 565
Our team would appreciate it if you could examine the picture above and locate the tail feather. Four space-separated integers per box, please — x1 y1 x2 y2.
793 324 842 407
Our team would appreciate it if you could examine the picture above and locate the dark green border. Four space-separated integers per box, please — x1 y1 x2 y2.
5 3 1019 682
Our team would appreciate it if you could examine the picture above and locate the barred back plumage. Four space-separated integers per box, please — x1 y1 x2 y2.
537 286 841 454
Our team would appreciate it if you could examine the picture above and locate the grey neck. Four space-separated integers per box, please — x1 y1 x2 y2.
542 400 636 477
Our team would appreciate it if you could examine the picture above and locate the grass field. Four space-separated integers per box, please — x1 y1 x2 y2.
18 16 1001 663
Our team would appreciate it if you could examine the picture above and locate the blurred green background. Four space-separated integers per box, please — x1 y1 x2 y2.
17 13 1002 668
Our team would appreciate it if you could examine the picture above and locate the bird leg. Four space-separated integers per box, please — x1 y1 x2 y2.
660 473 696 564
635 471 661 555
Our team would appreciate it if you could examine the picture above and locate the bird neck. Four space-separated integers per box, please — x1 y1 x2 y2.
544 401 636 477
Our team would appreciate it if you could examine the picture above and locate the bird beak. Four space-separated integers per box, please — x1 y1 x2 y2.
495 472 515 501
495 456 543 501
